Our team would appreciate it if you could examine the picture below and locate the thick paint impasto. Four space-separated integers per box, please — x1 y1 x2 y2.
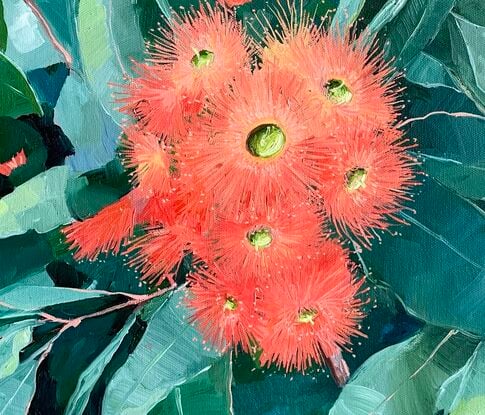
0 1 484 414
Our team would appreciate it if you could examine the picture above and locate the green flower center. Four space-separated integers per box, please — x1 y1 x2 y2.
345 167 368 192
247 227 273 250
191 49 215 68
325 79 353 104
297 308 318 325
224 296 238 311
246 124 286 159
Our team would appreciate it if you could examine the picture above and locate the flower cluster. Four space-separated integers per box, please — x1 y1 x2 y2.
63 2 417 379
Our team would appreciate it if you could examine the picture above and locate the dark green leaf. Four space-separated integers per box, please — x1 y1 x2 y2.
0 53 42 118
0 0 6 53
361 178 485 335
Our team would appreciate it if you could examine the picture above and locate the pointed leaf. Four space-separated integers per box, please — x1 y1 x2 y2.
0 0 6 53
0 321 35 379
0 52 42 118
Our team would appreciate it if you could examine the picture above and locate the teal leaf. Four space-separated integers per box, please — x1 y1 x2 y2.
0 284 104 312
102 288 222 415
0 358 39 415
0 321 35 379
2 0 63 71
54 73 119 172
64 313 137 415
369 0 455 68
331 0 366 30
0 52 42 118
76 0 146 123
149 353 233 415
361 178 485 335
446 12 485 112
436 342 485 414
329 328 479 414
403 85 485 199
0 0 6 52
0 166 72 238
405 52 460 91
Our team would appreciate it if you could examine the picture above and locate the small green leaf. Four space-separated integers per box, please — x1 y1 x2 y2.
0 53 42 118
0 1 7 53
0 321 35 379
405 52 460 90
102 288 222 415
0 166 72 238
451 396 485 415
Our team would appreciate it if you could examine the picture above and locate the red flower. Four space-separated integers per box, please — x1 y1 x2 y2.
119 125 176 195
63 194 138 261
256 241 365 372
218 0 252 7
319 126 418 244
198 203 323 277
263 17 399 131
118 4 253 137
187 265 262 352
0 149 27 177
181 67 330 214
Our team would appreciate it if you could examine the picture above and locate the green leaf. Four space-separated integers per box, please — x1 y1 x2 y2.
0 166 72 238
435 342 485 414
64 314 136 414
0 285 104 312
0 1 7 53
0 52 42 118
361 178 485 335
76 0 145 123
369 0 455 68
149 353 233 415
0 321 35 379
102 288 222 415
329 328 479 414
154 0 172 20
